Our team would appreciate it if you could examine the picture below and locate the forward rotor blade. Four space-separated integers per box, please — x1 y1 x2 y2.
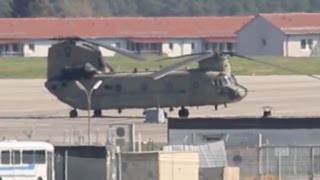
231 53 320 81
80 38 145 61
157 52 211 61
151 53 213 80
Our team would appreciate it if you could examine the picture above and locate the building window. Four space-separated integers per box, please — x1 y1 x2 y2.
169 43 173 50
12 44 19 52
212 43 218 51
261 39 267 47
227 43 234 51
219 43 224 51
29 44 35 51
301 39 307 50
301 39 313 50
308 39 313 49
204 43 210 51
191 43 195 50
116 42 121 48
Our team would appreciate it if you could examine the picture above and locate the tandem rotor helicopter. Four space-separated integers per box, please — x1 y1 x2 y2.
44 37 320 118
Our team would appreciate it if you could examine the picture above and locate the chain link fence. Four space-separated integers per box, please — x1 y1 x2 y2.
229 145 320 180
259 146 320 180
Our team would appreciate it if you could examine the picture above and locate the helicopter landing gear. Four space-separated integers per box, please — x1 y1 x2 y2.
178 106 189 118
93 110 102 118
70 109 78 118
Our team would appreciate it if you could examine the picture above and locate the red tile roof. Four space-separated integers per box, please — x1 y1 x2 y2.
261 12 320 34
0 16 252 40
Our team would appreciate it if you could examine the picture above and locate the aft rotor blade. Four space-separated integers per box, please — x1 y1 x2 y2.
80 38 145 61
151 53 213 80
232 53 320 81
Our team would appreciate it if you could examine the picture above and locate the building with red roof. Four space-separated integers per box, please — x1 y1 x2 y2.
0 16 251 57
237 12 320 57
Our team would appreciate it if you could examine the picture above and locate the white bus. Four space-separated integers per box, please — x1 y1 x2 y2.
0 140 54 180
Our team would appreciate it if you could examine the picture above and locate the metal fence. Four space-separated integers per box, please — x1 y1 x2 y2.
230 145 320 180
259 146 320 180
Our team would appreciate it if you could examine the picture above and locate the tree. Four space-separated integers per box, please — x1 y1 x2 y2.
9 0 30 17
28 0 54 17
135 0 166 16
58 0 96 17
9 0 53 17
0 0 11 17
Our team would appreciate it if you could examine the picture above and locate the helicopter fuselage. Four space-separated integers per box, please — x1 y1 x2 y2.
45 70 247 111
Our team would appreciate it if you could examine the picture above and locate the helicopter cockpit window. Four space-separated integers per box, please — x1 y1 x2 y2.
214 75 235 87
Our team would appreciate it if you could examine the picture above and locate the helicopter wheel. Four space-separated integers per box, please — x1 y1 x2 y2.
93 110 102 118
70 109 78 118
178 107 189 118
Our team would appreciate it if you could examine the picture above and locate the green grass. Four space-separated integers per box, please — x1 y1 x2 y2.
0 55 320 78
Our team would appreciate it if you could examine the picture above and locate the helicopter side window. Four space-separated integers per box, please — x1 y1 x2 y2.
165 82 174 92
141 83 148 92
104 84 112 90
115 84 122 92
192 81 200 89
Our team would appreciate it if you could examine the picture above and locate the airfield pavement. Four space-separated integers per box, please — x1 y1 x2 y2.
0 75 320 145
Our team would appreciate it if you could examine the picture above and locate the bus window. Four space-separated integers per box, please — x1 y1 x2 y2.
35 150 45 164
1 151 10 164
12 150 21 164
22 150 34 164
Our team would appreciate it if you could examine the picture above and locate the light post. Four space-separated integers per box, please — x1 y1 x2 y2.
75 80 103 145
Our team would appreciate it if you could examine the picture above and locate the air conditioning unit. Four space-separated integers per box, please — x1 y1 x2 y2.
108 124 130 146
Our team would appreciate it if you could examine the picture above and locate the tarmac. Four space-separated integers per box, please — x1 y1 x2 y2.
0 75 319 145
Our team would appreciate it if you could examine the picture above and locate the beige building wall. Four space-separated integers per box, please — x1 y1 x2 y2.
284 34 320 57
158 151 199 180
236 16 285 56
23 40 53 57
162 39 203 57
121 151 199 180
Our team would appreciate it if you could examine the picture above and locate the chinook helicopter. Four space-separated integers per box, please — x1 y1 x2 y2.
44 37 320 118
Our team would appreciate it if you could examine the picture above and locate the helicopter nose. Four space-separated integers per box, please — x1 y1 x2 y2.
236 85 248 100
223 85 247 101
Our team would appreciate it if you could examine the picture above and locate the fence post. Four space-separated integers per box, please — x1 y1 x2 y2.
310 147 315 180
116 146 122 180
278 155 282 180
64 150 68 180
258 134 263 180
129 124 136 152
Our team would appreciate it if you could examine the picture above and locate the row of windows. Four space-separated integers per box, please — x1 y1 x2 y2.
204 42 234 52
0 150 46 165
103 81 201 92
102 78 235 93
